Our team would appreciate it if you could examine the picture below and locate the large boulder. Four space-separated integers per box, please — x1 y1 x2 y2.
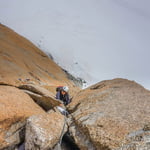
68 78 150 150
19 84 63 110
0 85 45 149
18 84 55 96
25 110 65 150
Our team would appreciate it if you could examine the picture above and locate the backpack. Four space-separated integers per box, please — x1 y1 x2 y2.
56 86 63 92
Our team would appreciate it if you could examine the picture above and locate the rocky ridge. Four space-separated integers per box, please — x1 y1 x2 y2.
0 24 80 150
68 79 150 149
0 24 150 150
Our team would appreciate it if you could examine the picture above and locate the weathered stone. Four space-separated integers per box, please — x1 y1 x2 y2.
0 85 45 149
21 87 62 110
4 121 25 148
68 78 150 150
69 121 95 150
25 111 65 150
0 23 80 150
0 24 80 94
143 122 150 131
18 84 54 96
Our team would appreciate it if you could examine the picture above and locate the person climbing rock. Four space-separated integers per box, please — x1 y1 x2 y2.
56 86 71 106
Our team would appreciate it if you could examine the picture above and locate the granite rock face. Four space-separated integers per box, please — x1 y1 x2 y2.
25 111 65 150
1 24 150 150
0 24 79 95
19 84 63 110
0 85 45 149
0 23 80 150
68 78 150 150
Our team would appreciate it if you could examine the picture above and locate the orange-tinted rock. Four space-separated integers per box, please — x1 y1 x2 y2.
0 23 80 149
0 24 80 95
68 78 150 149
0 85 45 149
19 84 63 110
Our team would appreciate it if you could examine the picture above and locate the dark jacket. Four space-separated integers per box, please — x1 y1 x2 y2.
56 90 70 105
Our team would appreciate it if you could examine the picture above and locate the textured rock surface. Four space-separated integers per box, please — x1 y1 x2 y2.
0 24 82 150
0 24 80 95
18 84 55 96
25 111 65 150
19 84 63 110
68 78 150 150
0 85 45 149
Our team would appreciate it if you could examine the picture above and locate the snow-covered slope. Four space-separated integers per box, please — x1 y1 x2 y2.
0 0 150 89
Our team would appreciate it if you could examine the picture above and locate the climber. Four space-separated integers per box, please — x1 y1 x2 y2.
56 86 71 106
